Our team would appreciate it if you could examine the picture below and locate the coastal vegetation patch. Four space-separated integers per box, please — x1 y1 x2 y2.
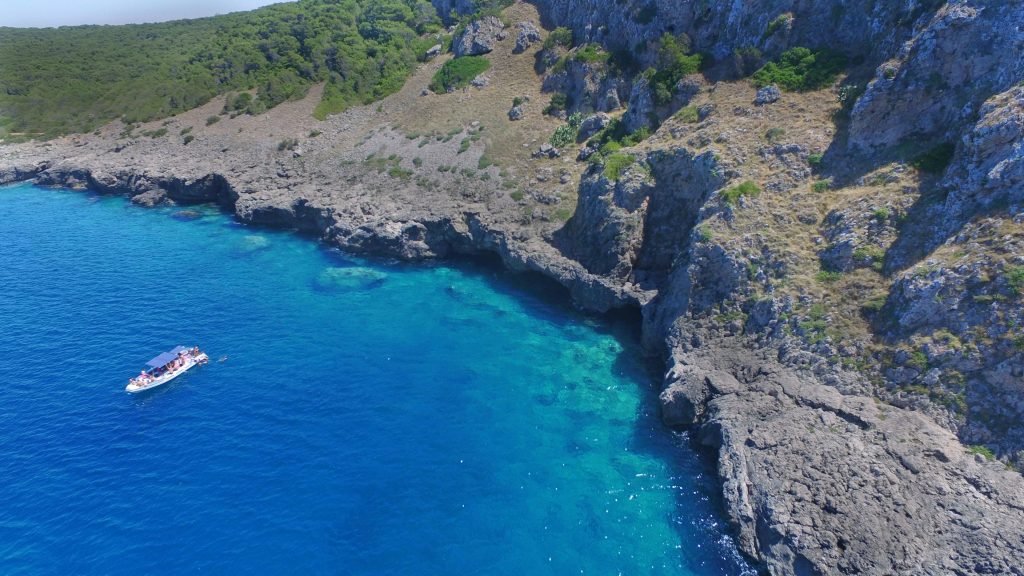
429 56 491 93
0 0 442 137
753 47 847 92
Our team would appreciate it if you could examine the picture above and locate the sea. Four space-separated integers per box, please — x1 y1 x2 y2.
0 183 753 575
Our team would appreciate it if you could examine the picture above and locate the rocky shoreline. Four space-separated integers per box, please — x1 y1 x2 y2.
3 144 1023 574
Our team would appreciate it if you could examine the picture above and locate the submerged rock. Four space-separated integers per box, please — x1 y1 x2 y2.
171 210 203 221
314 267 388 291
240 235 270 252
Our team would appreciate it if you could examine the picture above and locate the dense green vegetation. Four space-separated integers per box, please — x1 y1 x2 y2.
647 33 702 106
429 56 490 93
543 27 573 50
603 153 635 180
752 47 847 92
0 0 442 137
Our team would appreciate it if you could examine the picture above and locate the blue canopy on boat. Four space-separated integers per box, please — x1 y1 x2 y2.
145 346 189 368
145 352 178 368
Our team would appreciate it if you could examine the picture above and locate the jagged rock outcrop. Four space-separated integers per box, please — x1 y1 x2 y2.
533 0 943 63
660 345 1024 576
512 21 541 54
849 1 1024 152
452 16 506 57
541 57 623 114
935 86 1024 242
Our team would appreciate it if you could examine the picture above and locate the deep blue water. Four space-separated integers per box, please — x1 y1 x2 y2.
0 183 752 575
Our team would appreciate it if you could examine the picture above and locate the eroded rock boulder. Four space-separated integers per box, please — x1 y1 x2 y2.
512 21 541 54
452 16 506 57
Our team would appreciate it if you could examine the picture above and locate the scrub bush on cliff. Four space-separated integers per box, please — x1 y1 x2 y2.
648 33 702 106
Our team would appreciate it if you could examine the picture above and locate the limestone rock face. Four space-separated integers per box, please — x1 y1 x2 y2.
849 1 1024 151
666 347 1024 576
621 76 654 133
512 21 541 54
576 112 609 141
938 87 1024 237
452 16 506 57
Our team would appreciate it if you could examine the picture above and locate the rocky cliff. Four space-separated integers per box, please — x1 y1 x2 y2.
4 1 1024 574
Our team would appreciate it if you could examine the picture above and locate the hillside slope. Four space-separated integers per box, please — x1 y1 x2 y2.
0 0 440 136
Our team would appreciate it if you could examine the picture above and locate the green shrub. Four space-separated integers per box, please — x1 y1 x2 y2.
205 115 220 126
477 155 495 169
732 47 763 77
721 180 761 205
752 47 847 91
512 96 524 107
968 445 996 461
765 13 792 37
308 130 321 138
277 138 298 151
544 27 573 49
603 153 635 180
388 166 413 181
458 138 472 154
598 140 622 155
853 245 885 263
621 126 651 146
912 143 955 174
179 126 193 136
812 180 830 193
544 92 568 115
1006 266 1024 296
182 134 195 145
650 33 702 106
510 190 524 201
765 127 785 143
861 294 887 314
873 207 891 221
807 153 823 167
430 56 491 93
227 92 252 112
574 44 609 64
675 105 699 123
412 157 423 167
816 270 843 283
550 123 577 147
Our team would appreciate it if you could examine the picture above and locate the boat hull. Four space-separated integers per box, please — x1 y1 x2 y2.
126 353 208 393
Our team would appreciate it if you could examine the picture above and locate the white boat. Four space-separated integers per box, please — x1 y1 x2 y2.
126 345 208 393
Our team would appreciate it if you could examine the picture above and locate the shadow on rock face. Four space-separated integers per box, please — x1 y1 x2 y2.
312 267 388 292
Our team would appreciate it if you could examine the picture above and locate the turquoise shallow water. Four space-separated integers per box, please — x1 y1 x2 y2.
0 183 752 575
